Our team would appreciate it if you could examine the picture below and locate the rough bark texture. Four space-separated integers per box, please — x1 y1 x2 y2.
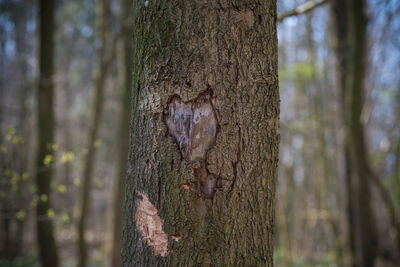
122 0 279 266
35 0 59 266
331 0 377 266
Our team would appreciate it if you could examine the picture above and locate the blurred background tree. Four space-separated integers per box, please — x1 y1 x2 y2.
277 0 400 266
0 0 399 266
35 0 59 266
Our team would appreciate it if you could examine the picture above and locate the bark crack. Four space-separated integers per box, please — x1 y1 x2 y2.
228 124 241 195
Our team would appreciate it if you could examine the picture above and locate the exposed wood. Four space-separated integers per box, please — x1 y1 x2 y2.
122 0 279 265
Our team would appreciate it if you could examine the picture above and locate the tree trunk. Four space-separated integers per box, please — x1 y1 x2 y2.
331 0 377 266
306 13 345 263
35 0 59 267
109 0 133 265
122 0 279 266
0 2 32 260
77 1 111 267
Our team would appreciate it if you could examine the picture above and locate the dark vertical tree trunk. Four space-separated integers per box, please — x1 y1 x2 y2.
35 0 59 267
14 14 28 263
332 0 377 266
60 54 73 215
57 10 76 225
109 0 133 265
61 80 73 221
122 0 279 266
77 1 111 267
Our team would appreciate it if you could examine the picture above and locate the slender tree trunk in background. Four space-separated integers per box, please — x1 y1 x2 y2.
332 2 351 264
60 47 72 195
306 13 344 263
305 14 328 216
61 83 73 221
59 50 74 223
77 1 110 267
277 35 292 266
332 0 377 266
14 8 29 258
367 69 400 261
347 1 377 264
122 0 279 266
0 4 31 259
58 15 77 224
35 0 59 267
109 0 133 265
278 160 295 266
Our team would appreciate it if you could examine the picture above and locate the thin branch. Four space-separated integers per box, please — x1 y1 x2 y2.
278 0 330 23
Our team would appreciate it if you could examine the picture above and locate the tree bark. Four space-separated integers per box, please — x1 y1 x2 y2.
109 0 133 265
122 0 279 266
331 0 377 266
35 0 59 267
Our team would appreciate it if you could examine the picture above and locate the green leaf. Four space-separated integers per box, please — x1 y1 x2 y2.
94 139 101 148
22 172 29 181
40 194 48 202
43 154 53 166
0 145 6 154
47 209 55 218
61 151 75 163
57 184 67 193
16 210 26 221
11 135 24 144
74 178 81 186
61 213 70 223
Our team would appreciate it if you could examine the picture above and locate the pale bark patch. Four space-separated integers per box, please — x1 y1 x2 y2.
136 193 168 257
232 9 255 29
164 91 220 198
